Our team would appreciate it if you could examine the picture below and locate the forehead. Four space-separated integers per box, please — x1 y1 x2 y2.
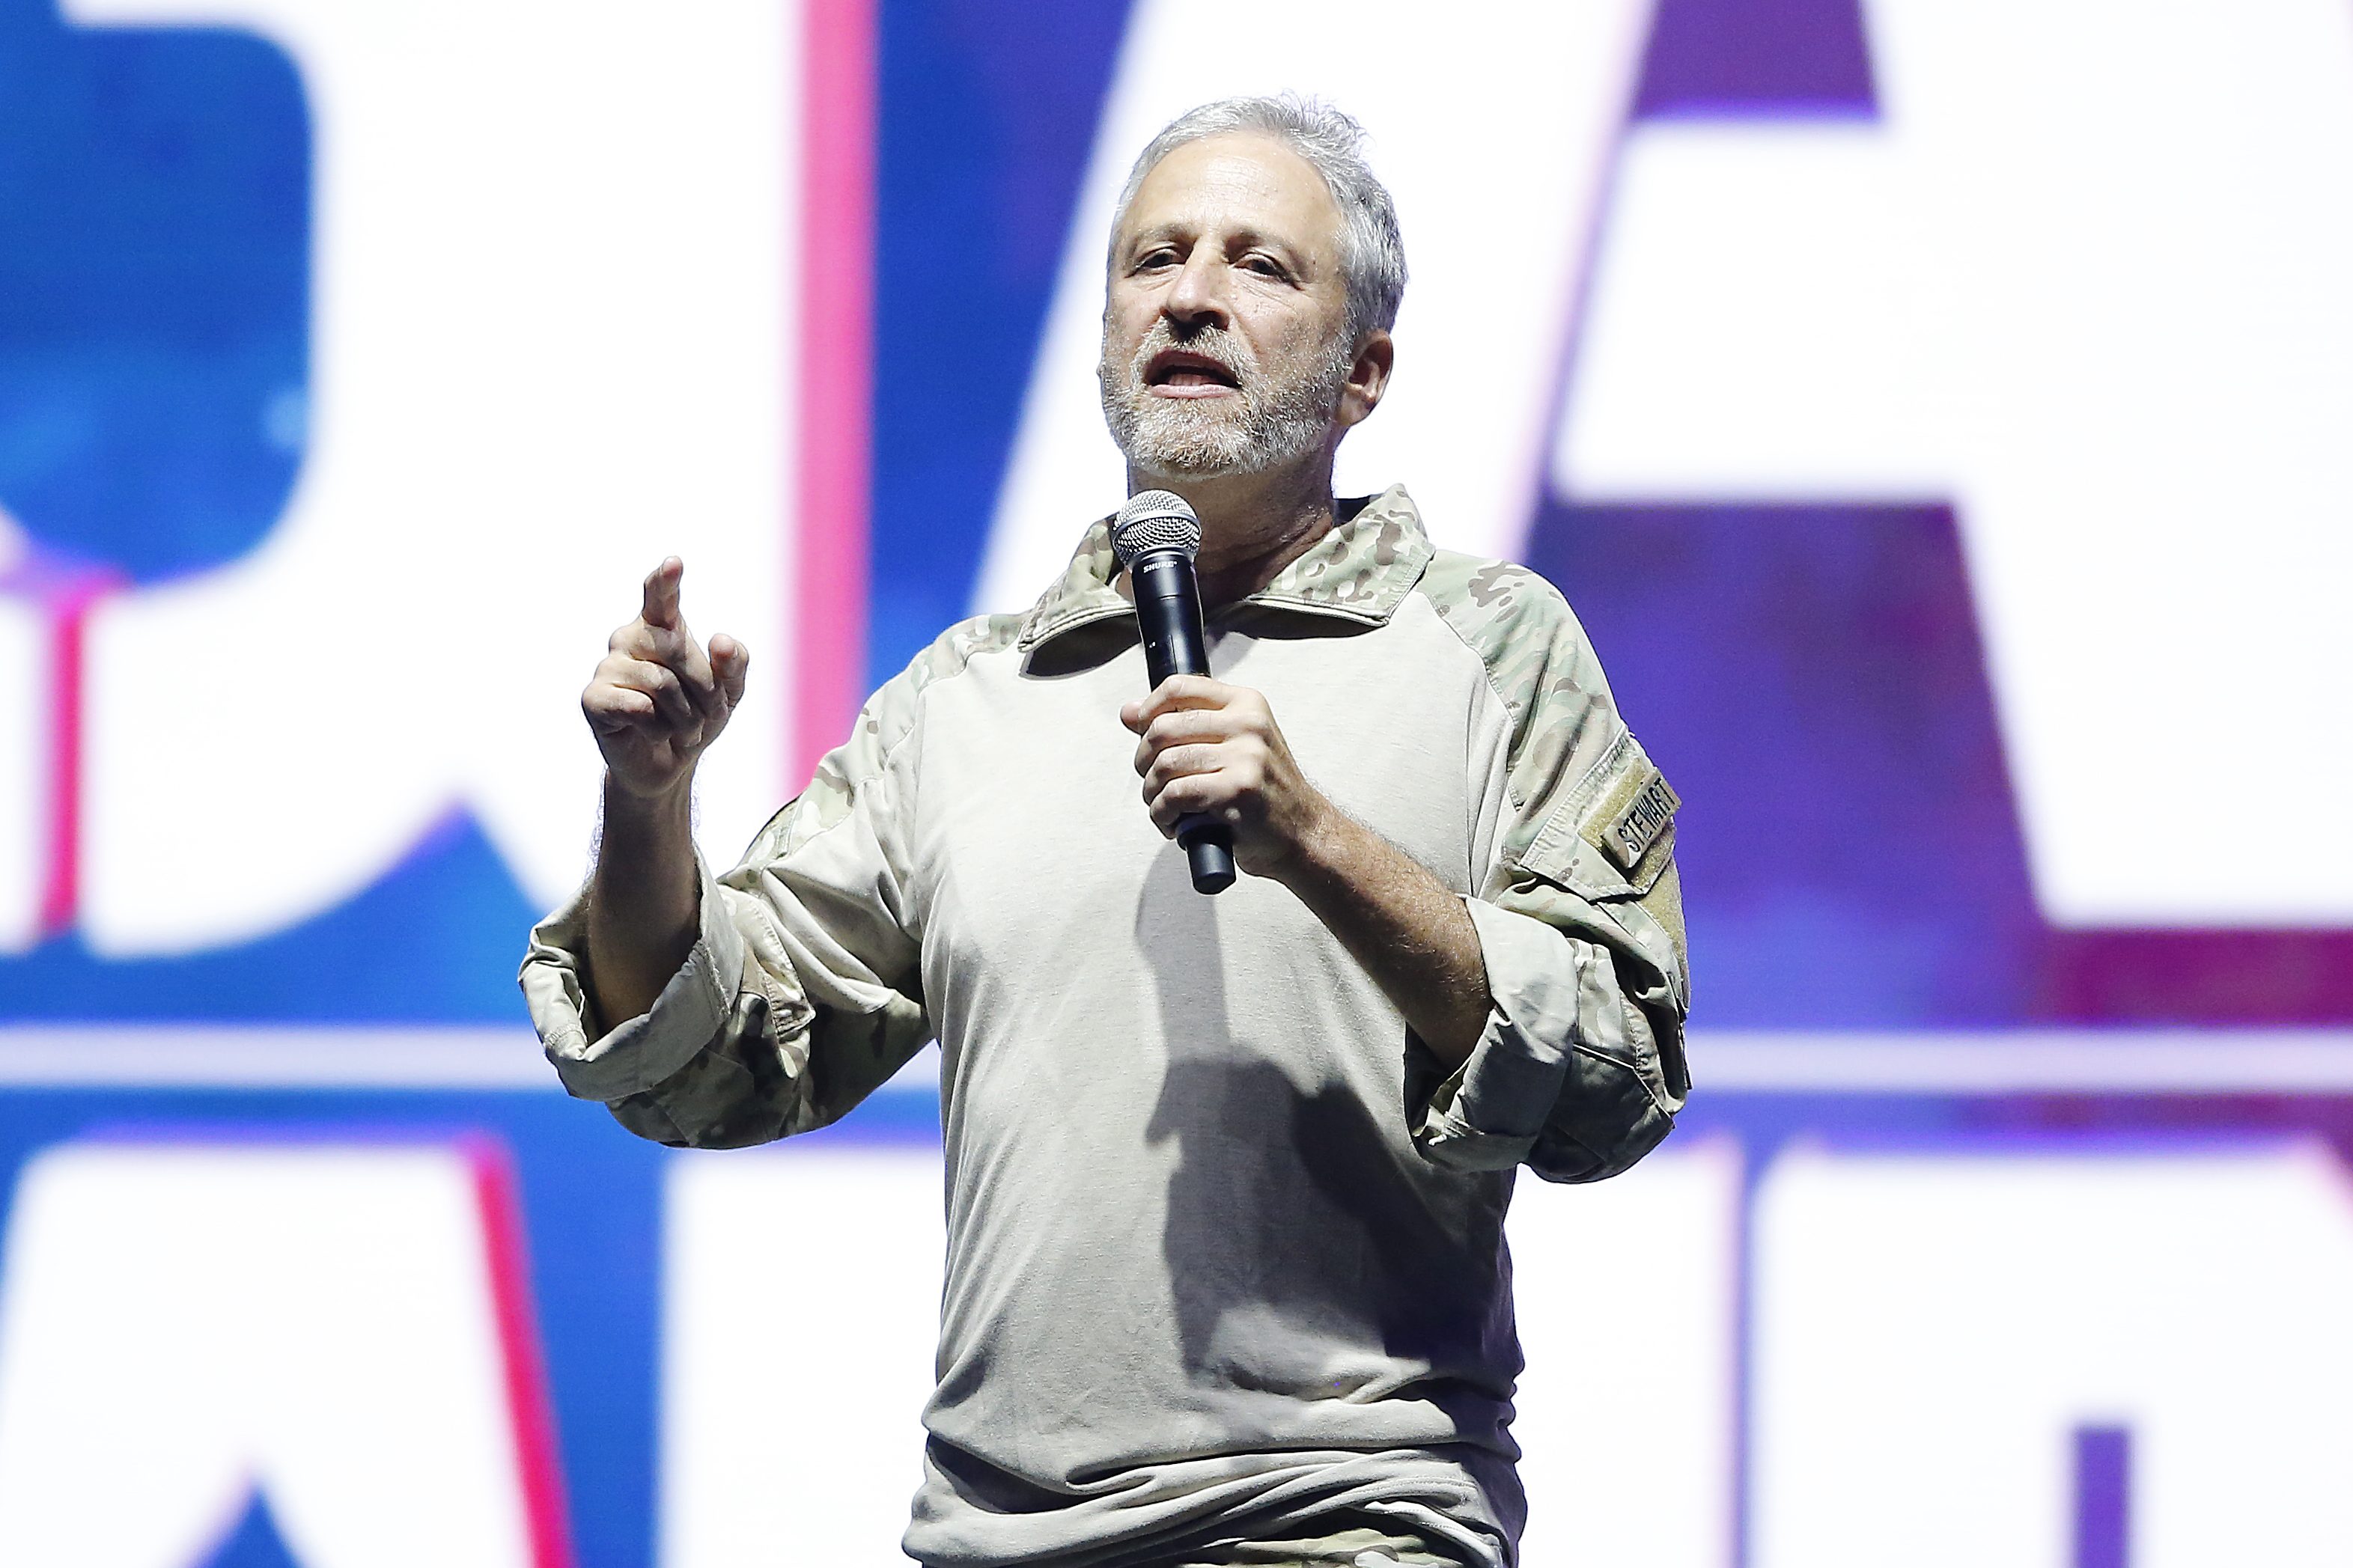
1118 132 1345 258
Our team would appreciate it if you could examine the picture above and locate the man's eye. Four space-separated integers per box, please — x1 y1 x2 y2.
1136 249 1178 271
1244 255 1288 279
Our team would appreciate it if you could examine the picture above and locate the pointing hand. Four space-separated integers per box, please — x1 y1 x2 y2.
582 558 750 799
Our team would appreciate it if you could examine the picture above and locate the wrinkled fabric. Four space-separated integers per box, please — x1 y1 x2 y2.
1183 1510 1468 1567
521 485 1689 1567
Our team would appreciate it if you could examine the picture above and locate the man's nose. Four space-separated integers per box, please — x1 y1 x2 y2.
1162 245 1230 331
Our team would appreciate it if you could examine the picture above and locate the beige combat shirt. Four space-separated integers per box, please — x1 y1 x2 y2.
521 485 1690 1568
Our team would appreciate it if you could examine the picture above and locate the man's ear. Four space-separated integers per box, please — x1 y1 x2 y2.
1337 329 1394 430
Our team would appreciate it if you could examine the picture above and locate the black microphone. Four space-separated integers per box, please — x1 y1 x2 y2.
1112 489 1236 895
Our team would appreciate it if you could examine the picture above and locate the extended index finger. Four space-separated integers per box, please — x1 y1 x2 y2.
641 556 684 631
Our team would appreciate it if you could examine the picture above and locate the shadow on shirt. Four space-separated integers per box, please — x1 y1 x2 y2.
1133 839 1517 1425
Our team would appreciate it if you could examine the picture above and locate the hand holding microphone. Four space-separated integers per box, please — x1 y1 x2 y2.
1115 491 1332 896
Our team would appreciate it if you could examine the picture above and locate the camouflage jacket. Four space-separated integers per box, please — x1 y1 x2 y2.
521 483 1688 1180
518 483 1690 1564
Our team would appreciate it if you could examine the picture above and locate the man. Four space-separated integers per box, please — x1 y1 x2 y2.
523 97 1689 1567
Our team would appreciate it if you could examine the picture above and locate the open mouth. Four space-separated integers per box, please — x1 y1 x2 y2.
1144 347 1241 393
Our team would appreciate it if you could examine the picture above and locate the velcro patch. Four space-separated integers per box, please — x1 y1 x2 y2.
1584 765 1681 873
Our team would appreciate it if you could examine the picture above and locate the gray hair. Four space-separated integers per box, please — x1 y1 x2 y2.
1109 94 1407 344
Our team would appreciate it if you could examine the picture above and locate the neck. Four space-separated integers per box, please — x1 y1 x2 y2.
1130 452 1337 610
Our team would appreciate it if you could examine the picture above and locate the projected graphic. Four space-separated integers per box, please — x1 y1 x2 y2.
1560 0 2353 931
1 0 805 1014
0 1139 564 1567
1 0 2350 1564
2 0 2345 1023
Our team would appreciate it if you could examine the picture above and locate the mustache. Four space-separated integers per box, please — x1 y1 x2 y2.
1125 322 1255 386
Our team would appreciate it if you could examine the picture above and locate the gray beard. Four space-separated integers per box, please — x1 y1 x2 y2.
1099 322 1354 479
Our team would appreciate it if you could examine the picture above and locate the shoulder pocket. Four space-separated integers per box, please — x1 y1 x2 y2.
1520 730 1680 900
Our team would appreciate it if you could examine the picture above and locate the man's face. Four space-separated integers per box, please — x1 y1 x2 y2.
1098 133 1361 480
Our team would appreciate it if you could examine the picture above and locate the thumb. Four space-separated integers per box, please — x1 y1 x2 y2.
642 556 684 631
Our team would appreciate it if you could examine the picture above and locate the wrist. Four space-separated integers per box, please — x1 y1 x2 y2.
585 769 703 1025
595 772 698 904
603 767 695 820
1265 793 1358 895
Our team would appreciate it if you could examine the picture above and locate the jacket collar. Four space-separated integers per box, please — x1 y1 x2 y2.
1014 483 1434 656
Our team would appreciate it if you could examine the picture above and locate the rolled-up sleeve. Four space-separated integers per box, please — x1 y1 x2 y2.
524 851 752 1102
519 652 937 1150
1411 566 1691 1183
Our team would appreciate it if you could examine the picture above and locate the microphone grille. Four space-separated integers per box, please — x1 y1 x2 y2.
1112 489 1202 567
